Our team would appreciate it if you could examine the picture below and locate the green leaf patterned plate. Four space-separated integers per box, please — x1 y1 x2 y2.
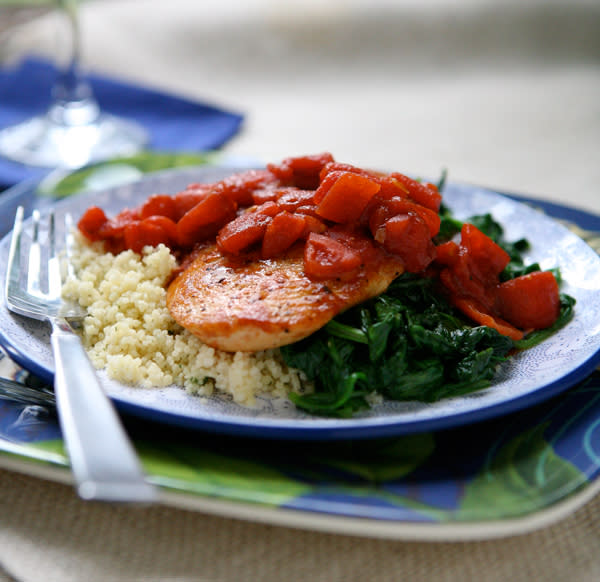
1 367 599 540
0 157 598 539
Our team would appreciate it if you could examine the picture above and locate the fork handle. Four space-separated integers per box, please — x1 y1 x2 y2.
51 318 157 503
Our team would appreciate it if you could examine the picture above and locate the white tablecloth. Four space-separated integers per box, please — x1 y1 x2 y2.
1 1 599 580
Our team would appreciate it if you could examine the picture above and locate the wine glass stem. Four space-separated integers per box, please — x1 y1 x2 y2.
50 0 99 126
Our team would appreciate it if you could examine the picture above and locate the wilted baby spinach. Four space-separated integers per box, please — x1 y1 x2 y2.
281 207 575 418
282 274 515 417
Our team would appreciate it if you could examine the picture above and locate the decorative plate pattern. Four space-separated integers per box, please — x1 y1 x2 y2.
1 363 599 538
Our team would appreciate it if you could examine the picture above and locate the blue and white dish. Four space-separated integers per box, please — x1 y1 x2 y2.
0 167 599 439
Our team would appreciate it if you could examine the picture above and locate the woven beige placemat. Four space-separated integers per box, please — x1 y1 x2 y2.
1 468 599 582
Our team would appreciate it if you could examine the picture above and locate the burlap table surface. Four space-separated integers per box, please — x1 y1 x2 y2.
0 468 598 582
1 1 599 580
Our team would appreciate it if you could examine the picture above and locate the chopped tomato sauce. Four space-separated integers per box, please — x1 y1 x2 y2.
435 223 561 338
77 153 562 339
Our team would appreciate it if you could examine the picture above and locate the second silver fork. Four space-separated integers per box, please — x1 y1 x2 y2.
6 207 157 503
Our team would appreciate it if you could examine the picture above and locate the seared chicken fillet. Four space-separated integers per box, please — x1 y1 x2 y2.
166 243 404 352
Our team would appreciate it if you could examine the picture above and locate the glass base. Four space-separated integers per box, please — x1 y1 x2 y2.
0 108 149 170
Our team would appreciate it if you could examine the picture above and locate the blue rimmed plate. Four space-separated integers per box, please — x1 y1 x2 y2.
0 167 599 440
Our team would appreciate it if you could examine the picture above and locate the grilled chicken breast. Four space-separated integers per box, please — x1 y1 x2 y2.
166 243 404 352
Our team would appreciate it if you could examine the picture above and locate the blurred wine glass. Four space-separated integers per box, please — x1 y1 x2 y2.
0 0 148 169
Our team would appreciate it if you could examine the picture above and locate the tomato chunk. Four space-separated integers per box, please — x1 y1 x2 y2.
389 173 442 211
78 206 108 241
216 208 274 254
376 175 410 200
496 271 560 330
96 207 140 241
300 215 327 237
139 194 178 221
217 169 277 206
123 216 178 253
318 161 382 183
177 192 237 247
367 196 441 238
439 259 496 312
143 215 178 243
261 211 306 258
276 188 316 213
173 187 212 220
434 240 459 267
379 213 436 273
436 224 508 312
313 171 344 205
461 223 510 284
303 232 362 279
451 297 524 341
254 200 282 217
251 183 280 205
268 153 334 189
316 172 381 223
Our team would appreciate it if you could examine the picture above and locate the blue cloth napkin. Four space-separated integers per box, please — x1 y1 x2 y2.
0 57 244 190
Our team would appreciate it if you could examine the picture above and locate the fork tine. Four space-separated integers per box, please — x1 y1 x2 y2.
48 211 56 258
47 212 62 299
5 206 24 301
26 210 42 296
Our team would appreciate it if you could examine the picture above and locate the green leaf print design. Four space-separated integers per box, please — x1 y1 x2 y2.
137 434 439 514
457 421 586 520
137 442 312 506
38 151 216 198
0 439 67 467
296 433 435 483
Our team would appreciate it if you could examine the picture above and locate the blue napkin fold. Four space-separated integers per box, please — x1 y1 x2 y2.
0 57 244 190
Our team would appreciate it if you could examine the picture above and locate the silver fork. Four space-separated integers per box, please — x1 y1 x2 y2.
5 206 157 503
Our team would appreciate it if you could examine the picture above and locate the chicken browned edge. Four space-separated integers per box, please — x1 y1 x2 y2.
166 243 404 352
